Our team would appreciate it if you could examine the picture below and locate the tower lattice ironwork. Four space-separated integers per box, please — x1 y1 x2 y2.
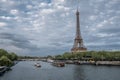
71 9 87 52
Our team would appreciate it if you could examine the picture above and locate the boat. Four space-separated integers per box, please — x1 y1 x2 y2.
65 60 74 64
47 58 54 63
0 66 7 75
52 62 65 67
34 63 41 67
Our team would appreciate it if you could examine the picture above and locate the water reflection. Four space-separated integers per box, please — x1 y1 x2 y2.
73 65 85 80
0 61 120 80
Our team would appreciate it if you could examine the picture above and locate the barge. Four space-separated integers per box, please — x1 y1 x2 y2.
52 62 65 67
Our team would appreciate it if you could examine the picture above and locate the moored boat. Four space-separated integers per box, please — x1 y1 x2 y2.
65 60 74 64
47 59 54 63
52 62 65 67
0 66 7 75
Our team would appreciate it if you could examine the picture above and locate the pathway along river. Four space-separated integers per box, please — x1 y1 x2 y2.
0 61 120 80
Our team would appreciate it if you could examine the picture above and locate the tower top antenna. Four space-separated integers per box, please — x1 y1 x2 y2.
77 0 80 10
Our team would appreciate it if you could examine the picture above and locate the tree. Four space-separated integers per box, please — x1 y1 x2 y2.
55 55 63 60
0 56 13 67
0 49 8 57
47 55 53 59
8 52 18 61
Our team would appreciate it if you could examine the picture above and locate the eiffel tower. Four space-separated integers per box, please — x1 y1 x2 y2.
71 9 87 52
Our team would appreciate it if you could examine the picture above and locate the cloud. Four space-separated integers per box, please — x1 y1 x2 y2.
0 0 120 56
10 9 19 15
39 2 48 7
0 22 7 27
0 33 32 48
26 5 33 9
0 16 12 20
89 15 97 20
41 9 55 14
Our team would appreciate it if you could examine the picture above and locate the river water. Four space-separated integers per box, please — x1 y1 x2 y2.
0 61 120 80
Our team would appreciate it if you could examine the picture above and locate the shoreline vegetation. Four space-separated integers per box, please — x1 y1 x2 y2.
0 49 120 67
47 51 120 66
53 51 120 61
18 51 120 66
0 49 18 76
0 49 18 67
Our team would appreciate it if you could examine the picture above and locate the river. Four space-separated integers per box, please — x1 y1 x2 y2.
0 61 120 80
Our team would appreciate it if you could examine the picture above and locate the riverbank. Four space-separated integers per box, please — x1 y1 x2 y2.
95 61 120 66
18 58 120 66
0 61 19 76
66 60 120 66
47 60 120 66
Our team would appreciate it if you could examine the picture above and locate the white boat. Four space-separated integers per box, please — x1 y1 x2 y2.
34 63 41 67
47 59 54 63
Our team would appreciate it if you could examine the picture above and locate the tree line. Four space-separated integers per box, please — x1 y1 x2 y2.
54 51 120 61
0 49 18 67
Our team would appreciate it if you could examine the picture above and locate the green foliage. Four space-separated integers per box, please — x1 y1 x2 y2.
0 49 18 66
47 55 53 59
62 52 72 59
8 52 18 61
0 49 8 57
55 55 63 60
0 56 13 67
54 51 120 61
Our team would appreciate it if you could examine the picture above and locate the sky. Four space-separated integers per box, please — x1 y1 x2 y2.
0 0 120 56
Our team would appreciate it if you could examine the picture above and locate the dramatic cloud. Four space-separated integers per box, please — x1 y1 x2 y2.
0 22 7 27
0 0 120 56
